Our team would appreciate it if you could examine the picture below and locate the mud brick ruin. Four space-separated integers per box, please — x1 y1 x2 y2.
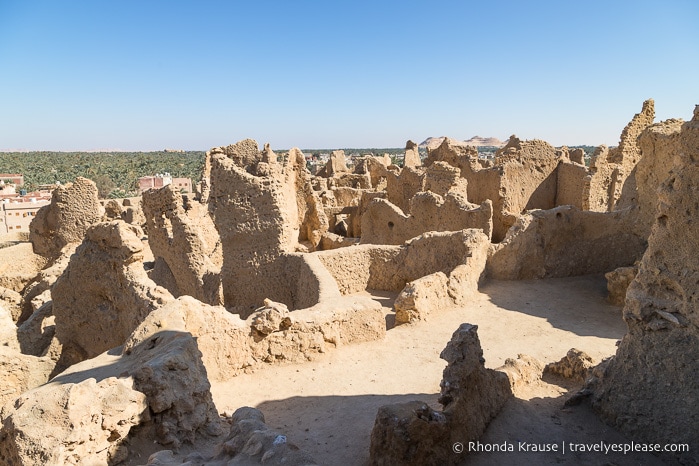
0 99 696 464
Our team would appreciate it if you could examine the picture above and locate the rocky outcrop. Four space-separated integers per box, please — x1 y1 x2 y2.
0 243 49 293
142 186 223 305
0 287 21 323
18 243 76 324
369 324 512 465
0 347 55 408
144 407 319 465
29 177 103 259
590 105 699 464
51 221 172 371
605 265 638 307
0 376 147 465
544 348 596 383
0 330 222 464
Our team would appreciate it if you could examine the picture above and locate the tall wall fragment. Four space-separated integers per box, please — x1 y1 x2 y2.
590 106 699 463
403 140 421 168
142 186 223 305
586 99 655 212
208 140 319 314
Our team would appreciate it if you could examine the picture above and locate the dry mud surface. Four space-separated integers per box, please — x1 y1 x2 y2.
144 275 677 466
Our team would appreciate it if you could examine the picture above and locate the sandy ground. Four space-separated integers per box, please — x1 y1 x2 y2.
190 275 676 465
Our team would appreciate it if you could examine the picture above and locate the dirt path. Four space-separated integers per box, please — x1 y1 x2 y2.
206 275 676 465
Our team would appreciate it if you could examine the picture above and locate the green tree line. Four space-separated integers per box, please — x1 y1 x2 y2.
0 151 205 198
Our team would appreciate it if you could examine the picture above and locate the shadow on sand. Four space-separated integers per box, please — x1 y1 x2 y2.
480 274 628 339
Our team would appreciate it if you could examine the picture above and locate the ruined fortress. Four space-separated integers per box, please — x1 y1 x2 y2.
0 100 697 465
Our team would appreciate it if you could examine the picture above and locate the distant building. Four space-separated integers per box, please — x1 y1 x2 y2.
0 174 24 186
0 174 53 235
36 182 62 193
138 173 192 194
171 177 192 193
1 196 51 235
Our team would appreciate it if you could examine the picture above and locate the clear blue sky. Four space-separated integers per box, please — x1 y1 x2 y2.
1 0 697 151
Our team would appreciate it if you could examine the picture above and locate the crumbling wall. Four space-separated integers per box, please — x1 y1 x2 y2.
426 136 560 242
0 302 19 350
555 160 588 209
360 195 492 245
586 99 655 212
295 147 331 249
590 107 699 462
394 230 489 323
208 140 303 314
424 138 479 175
317 229 489 295
354 154 394 189
360 160 492 244
384 166 425 214
102 198 123 220
422 161 467 198
487 205 646 280
29 177 103 259
142 185 223 305
0 288 21 323
17 244 76 325
617 117 683 239
494 137 560 239
282 253 342 309
123 293 384 381
0 243 49 294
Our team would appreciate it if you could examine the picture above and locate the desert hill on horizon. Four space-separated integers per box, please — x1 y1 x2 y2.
419 136 506 150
